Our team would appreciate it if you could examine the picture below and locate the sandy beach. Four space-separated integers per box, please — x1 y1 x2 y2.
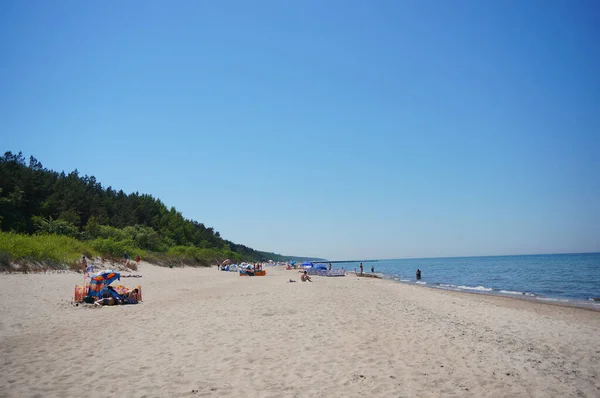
1 263 599 398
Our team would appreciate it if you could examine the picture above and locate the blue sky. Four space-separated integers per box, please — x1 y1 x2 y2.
1 0 599 260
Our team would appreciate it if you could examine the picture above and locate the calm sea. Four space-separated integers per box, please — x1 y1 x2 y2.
332 253 600 306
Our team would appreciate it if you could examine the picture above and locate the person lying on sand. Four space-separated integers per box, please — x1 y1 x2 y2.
301 271 312 282
94 297 115 306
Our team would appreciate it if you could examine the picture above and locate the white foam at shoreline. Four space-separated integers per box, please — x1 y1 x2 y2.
385 273 600 310
498 290 536 297
457 285 493 292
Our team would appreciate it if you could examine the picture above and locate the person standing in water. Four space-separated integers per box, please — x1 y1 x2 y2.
371 265 374 273
359 263 364 275
416 269 422 280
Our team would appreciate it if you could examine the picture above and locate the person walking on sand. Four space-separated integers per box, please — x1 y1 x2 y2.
359 263 364 275
123 251 129 264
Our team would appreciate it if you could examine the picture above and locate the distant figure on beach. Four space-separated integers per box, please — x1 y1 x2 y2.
136 254 141 263
359 263 364 274
371 265 374 273
81 256 87 270
123 251 129 264
301 271 312 282
416 269 421 280
328 263 332 270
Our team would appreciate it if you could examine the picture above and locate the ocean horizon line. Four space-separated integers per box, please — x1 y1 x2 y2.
322 251 600 263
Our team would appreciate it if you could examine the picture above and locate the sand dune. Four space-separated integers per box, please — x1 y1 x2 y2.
1 263 599 397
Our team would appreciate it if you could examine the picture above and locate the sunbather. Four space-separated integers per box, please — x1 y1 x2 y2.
301 271 312 282
105 286 126 304
124 288 139 303
94 297 115 306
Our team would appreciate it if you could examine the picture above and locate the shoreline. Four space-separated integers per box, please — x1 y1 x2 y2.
413 279 600 314
383 275 600 313
347 270 600 314
342 269 600 312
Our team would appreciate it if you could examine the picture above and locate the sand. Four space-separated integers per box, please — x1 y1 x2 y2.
1 263 599 397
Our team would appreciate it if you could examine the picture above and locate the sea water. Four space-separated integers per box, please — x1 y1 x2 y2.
333 253 600 306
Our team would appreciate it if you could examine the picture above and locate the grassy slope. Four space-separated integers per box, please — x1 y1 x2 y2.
0 232 231 271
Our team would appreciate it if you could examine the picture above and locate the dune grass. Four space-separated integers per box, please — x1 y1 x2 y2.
0 232 228 271
0 232 96 270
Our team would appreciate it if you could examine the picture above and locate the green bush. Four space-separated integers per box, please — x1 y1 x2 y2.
95 225 128 241
90 238 144 259
32 216 80 238
122 225 163 251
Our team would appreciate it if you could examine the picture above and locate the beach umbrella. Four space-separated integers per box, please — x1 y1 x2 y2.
222 259 232 266
87 270 121 298
91 270 120 283
301 261 314 268
290 261 297 265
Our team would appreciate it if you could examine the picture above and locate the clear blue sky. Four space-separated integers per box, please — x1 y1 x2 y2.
1 0 599 260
